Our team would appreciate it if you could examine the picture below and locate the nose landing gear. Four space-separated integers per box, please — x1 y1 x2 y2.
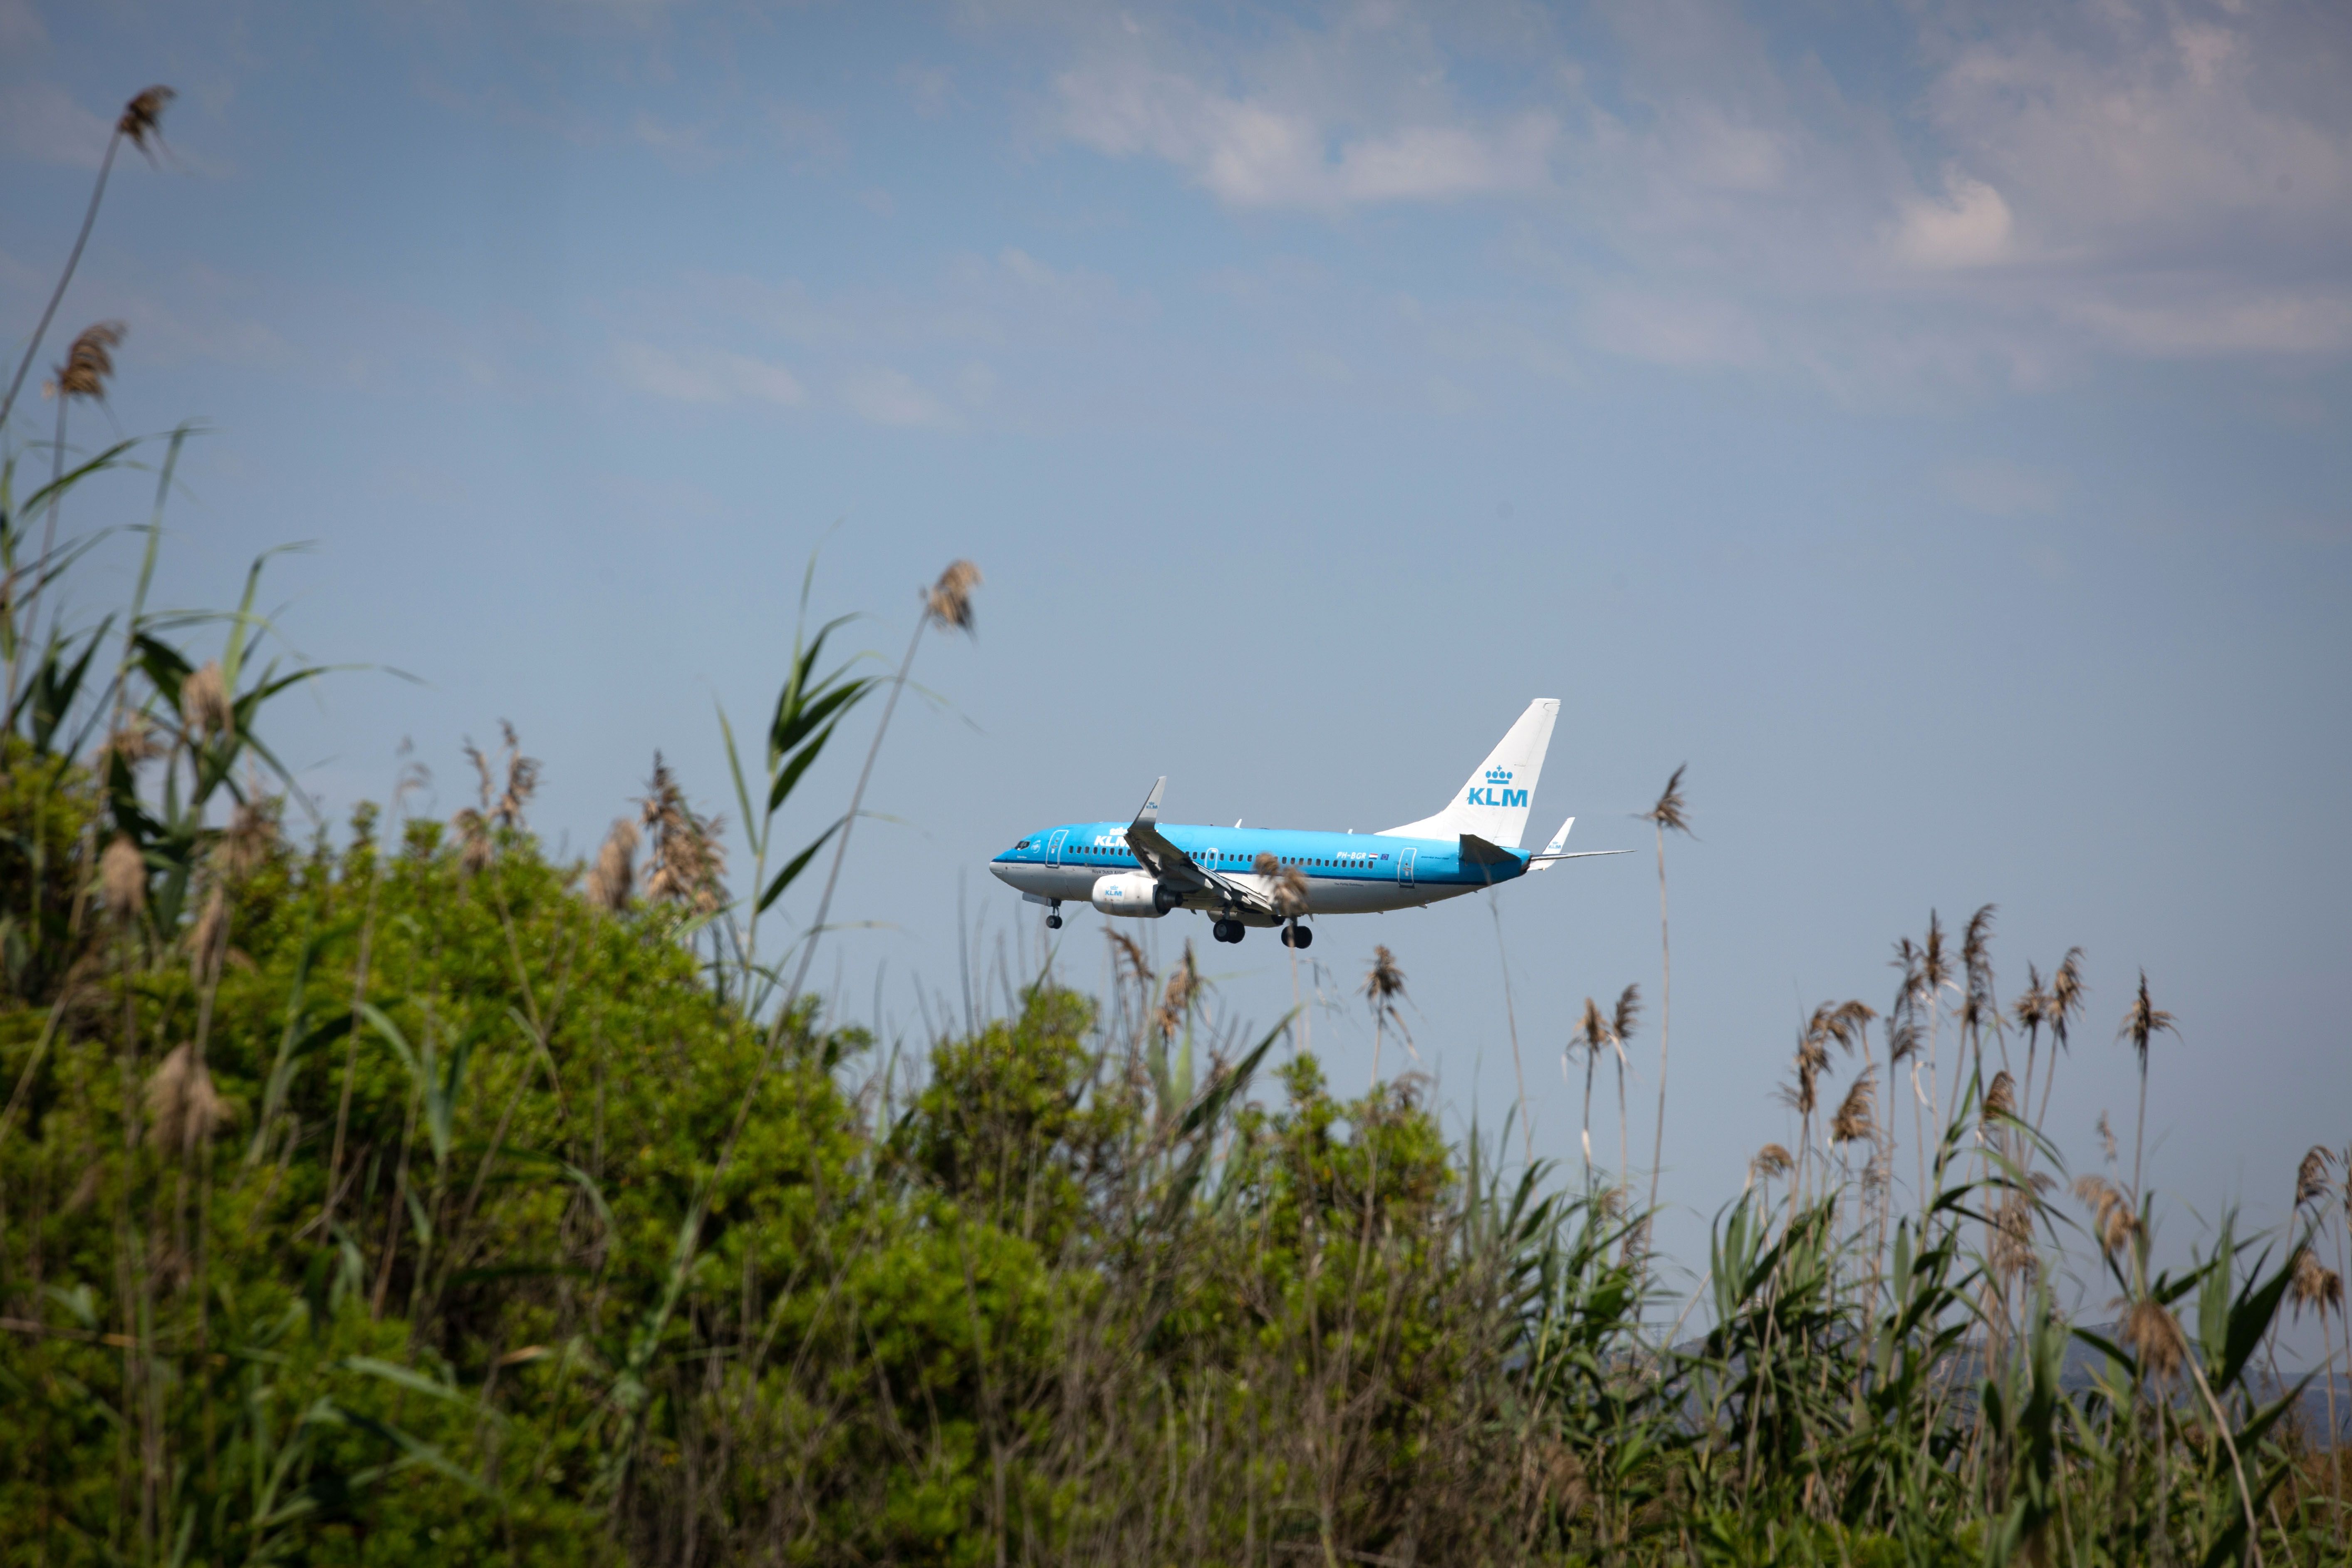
1045 899 1063 931
1212 918 1243 944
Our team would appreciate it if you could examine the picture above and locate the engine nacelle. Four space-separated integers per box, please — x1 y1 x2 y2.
1090 872 1183 918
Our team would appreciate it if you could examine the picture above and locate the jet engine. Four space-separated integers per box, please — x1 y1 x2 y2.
1090 872 1183 917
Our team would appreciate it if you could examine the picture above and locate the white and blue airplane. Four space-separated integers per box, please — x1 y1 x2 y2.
988 698 1627 947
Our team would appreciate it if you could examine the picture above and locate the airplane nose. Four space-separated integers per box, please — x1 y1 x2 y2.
987 860 1015 885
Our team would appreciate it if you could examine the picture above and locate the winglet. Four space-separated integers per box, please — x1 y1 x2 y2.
1528 815 1575 874
1132 776 1166 832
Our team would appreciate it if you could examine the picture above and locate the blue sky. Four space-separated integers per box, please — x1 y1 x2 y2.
6 0 2349 1328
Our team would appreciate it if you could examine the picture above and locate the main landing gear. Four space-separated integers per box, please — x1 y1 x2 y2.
1045 899 1063 931
1212 917 1243 944
1279 921 1313 950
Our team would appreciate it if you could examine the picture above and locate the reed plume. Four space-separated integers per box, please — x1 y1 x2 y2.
2038 947 2085 1132
180 661 232 741
98 713 163 772
1155 942 1201 1041
2121 1296 2186 1382
2117 971 2175 1203
1612 983 1640 1183
1983 1070 2016 1127
1363 944 1409 1080
188 887 228 986
1 87 173 432
640 752 728 914
144 1040 228 1157
2295 1146 2334 1209
1832 1070 1877 1147
52 320 124 400
1108 930 1154 993
100 834 146 921
1750 1142 1794 1183
585 818 639 912
1570 996 1614 1180
925 560 982 632
1641 763 1690 1221
1955 904 1998 1118
2075 1174 2140 1259
2290 1247 2343 1319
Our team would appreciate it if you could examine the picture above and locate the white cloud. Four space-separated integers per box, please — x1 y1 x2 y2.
1892 170 2014 270
0 80 111 169
1055 57 1555 211
613 342 807 407
1940 459 2061 518
842 366 951 427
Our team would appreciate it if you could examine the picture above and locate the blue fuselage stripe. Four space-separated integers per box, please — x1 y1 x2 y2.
989 823 1526 886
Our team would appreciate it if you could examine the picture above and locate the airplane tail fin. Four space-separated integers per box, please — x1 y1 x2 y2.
1379 698 1559 848
1526 815 1575 872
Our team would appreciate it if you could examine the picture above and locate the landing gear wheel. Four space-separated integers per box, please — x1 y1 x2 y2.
1281 921 1313 950
1045 914 1062 930
1213 918 1242 944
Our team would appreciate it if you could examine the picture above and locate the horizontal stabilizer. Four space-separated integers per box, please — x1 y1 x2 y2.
1528 815 1575 873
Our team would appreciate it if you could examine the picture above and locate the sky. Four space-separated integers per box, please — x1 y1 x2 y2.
5 0 2349 1338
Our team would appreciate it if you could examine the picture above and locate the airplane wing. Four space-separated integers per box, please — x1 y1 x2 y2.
1125 777 1278 916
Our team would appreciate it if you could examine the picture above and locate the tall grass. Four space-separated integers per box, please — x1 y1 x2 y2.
2 92 2346 1566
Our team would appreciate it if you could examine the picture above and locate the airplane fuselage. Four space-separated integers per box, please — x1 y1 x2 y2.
988 822 1525 924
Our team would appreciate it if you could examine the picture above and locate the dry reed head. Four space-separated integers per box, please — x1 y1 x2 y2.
218 798 279 883
1983 1070 2017 1126
1920 912 1949 997
1257 856 1308 917
2074 1174 2139 1258
1364 945 1406 1008
639 753 729 914
1886 1015 1920 1067
924 560 982 634
118 86 174 156
145 1042 228 1157
2289 1247 2343 1320
496 722 540 827
1642 764 1690 835
1991 1189 2038 1282
1574 996 1612 1059
96 713 164 772
1832 1070 1876 1145
1751 1143 1794 1181
2121 1297 2186 1382
2012 963 2050 1036
52 321 125 401
180 661 232 741
100 834 146 921
1619 1214 1651 1268
2117 970 2175 1069
585 818 639 912
188 887 228 985
2097 1112 2117 1167
1535 1439 1591 1517
1889 935 1921 1019
1960 904 1997 1033
2049 947 2086 1048
1156 942 1201 1040
451 808 493 875
1107 929 1153 991
1612 982 1641 1044
2295 1146 2334 1208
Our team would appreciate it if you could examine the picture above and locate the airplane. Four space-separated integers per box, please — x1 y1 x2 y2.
987 698 1628 947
